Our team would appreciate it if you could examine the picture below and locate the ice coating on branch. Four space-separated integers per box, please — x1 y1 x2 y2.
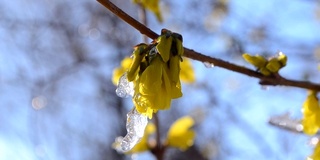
120 108 148 152
115 73 134 98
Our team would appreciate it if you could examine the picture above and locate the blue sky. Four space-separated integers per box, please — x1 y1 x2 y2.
1 0 320 160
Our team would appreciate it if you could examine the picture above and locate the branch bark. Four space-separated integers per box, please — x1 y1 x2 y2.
97 0 320 91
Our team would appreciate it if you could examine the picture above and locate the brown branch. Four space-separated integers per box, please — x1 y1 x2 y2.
137 3 149 43
96 0 320 91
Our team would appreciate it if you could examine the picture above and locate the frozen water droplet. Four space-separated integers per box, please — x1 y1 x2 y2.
277 51 284 56
295 124 303 132
120 108 148 152
116 73 134 98
310 137 319 146
269 113 302 133
261 85 269 90
203 62 214 68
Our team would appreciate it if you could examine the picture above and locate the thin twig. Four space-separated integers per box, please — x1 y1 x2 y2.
97 0 320 91
152 113 164 160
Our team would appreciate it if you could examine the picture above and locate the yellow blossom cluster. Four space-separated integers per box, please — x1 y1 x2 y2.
112 29 195 118
242 52 287 76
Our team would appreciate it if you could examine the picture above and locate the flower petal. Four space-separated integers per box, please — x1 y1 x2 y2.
156 35 172 62
134 94 155 119
302 114 318 135
139 56 162 95
171 80 183 99
304 92 319 112
309 140 320 160
153 68 172 110
127 44 147 81
180 58 195 83
169 55 181 83
166 116 195 151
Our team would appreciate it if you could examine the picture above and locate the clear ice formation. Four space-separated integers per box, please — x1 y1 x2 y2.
115 73 134 98
120 108 148 152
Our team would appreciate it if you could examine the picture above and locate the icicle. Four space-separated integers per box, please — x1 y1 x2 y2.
269 112 302 133
115 73 134 98
120 108 148 152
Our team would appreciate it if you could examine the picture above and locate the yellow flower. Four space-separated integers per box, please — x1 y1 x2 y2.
242 53 268 69
309 142 320 160
302 91 320 135
242 52 287 76
126 123 156 154
134 54 182 118
112 30 195 119
133 0 163 22
166 116 195 151
136 33 183 114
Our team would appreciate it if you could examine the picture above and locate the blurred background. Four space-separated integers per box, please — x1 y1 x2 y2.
1 0 320 159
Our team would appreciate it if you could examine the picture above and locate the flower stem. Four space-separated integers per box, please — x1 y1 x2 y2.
152 113 165 160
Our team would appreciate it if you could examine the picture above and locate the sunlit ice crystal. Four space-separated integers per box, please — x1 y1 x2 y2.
120 108 148 152
115 73 134 98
